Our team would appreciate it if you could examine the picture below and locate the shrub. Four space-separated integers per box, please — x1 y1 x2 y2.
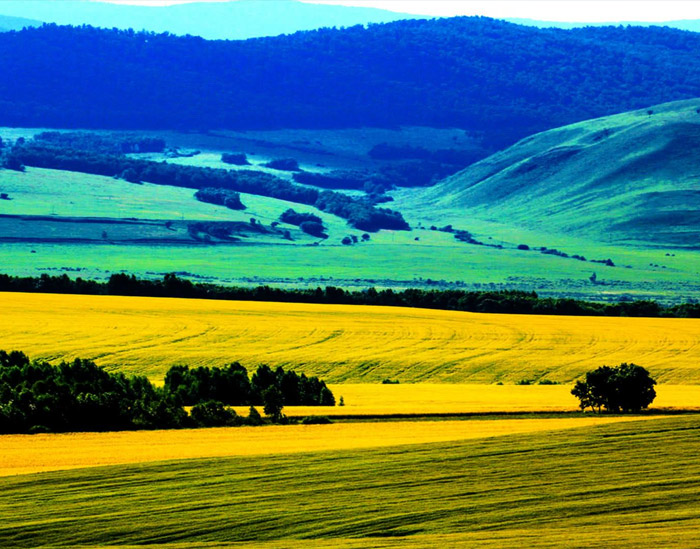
221 152 249 165
299 221 327 238
265 158 300 171
301 416 333 424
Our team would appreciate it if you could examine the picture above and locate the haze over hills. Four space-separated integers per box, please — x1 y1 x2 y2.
0 0 422 40
0 15 41 32
418 99 700 248
3 18 700 156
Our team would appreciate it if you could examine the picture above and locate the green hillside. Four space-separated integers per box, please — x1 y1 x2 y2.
2 416 700 547
417 99 700 247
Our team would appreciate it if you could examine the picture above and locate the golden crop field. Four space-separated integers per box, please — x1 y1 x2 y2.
0 416 657 477
2 291 700 384
275 383 700 416
3 416 700 548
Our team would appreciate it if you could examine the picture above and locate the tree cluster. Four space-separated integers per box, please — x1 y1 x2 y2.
0 350 187 433
571 363 656 412
2 21 700 151
9 142 409 232
194 188 246 210
279 208 323 226
164 363 335 407
2 273 699 319
0 350 336 434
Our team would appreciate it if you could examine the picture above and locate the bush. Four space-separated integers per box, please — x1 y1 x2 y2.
265 158 300 171
299 221 327 238
221 153 249 165
190 400 240 427
571 363 656 412
301 416 333 424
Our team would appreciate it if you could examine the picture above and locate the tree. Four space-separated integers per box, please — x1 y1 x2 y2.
571 363 656 413
262 386 284 422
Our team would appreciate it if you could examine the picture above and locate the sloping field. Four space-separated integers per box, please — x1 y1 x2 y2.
2 292 699 383
1 416 699 548
0 416 647 477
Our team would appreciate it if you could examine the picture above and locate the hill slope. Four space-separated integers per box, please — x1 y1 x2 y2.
0 0 421 40
3 20 700 151
419 99 700 247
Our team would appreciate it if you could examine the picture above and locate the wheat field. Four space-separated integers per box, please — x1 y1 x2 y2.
0 415 652 477
2 416 700 548
2 292 699 383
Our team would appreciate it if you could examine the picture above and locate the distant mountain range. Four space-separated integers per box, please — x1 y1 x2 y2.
0 0 423 40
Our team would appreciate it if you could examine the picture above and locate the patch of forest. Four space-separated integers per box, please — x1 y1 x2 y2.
0 350 334 433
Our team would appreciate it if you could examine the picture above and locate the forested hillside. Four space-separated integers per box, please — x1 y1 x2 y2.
2 19 700 152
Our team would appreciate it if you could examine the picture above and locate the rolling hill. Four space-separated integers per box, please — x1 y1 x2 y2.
416 99 700 247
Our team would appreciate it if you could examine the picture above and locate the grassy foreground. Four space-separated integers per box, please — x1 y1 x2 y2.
2 291 700 383
1 416 699 547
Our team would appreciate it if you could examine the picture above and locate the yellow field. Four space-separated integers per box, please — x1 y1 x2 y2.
0 416 657 477
273 383 700 416
2 291 699 384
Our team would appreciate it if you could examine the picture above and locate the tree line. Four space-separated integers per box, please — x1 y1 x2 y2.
2 21 700 154
1 272 699 319
0 350 335 434
4 142 409 232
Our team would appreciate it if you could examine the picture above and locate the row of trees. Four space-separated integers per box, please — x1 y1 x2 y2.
0 351 335 434
1 273 699 319
6 142 409 232
163 363 335 407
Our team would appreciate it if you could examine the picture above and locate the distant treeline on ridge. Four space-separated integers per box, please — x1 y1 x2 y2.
2 273 699 319
2 20 700 153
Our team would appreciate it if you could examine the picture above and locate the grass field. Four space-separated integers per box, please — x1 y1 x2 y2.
0 416 649 477
2 291 699 384
1 415 699 547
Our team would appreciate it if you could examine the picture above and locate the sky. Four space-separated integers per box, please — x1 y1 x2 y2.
97 0 700 22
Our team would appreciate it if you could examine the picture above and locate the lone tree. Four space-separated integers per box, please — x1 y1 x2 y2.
571 363 656 413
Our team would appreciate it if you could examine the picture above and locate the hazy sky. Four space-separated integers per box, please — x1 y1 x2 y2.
99 1 700 22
